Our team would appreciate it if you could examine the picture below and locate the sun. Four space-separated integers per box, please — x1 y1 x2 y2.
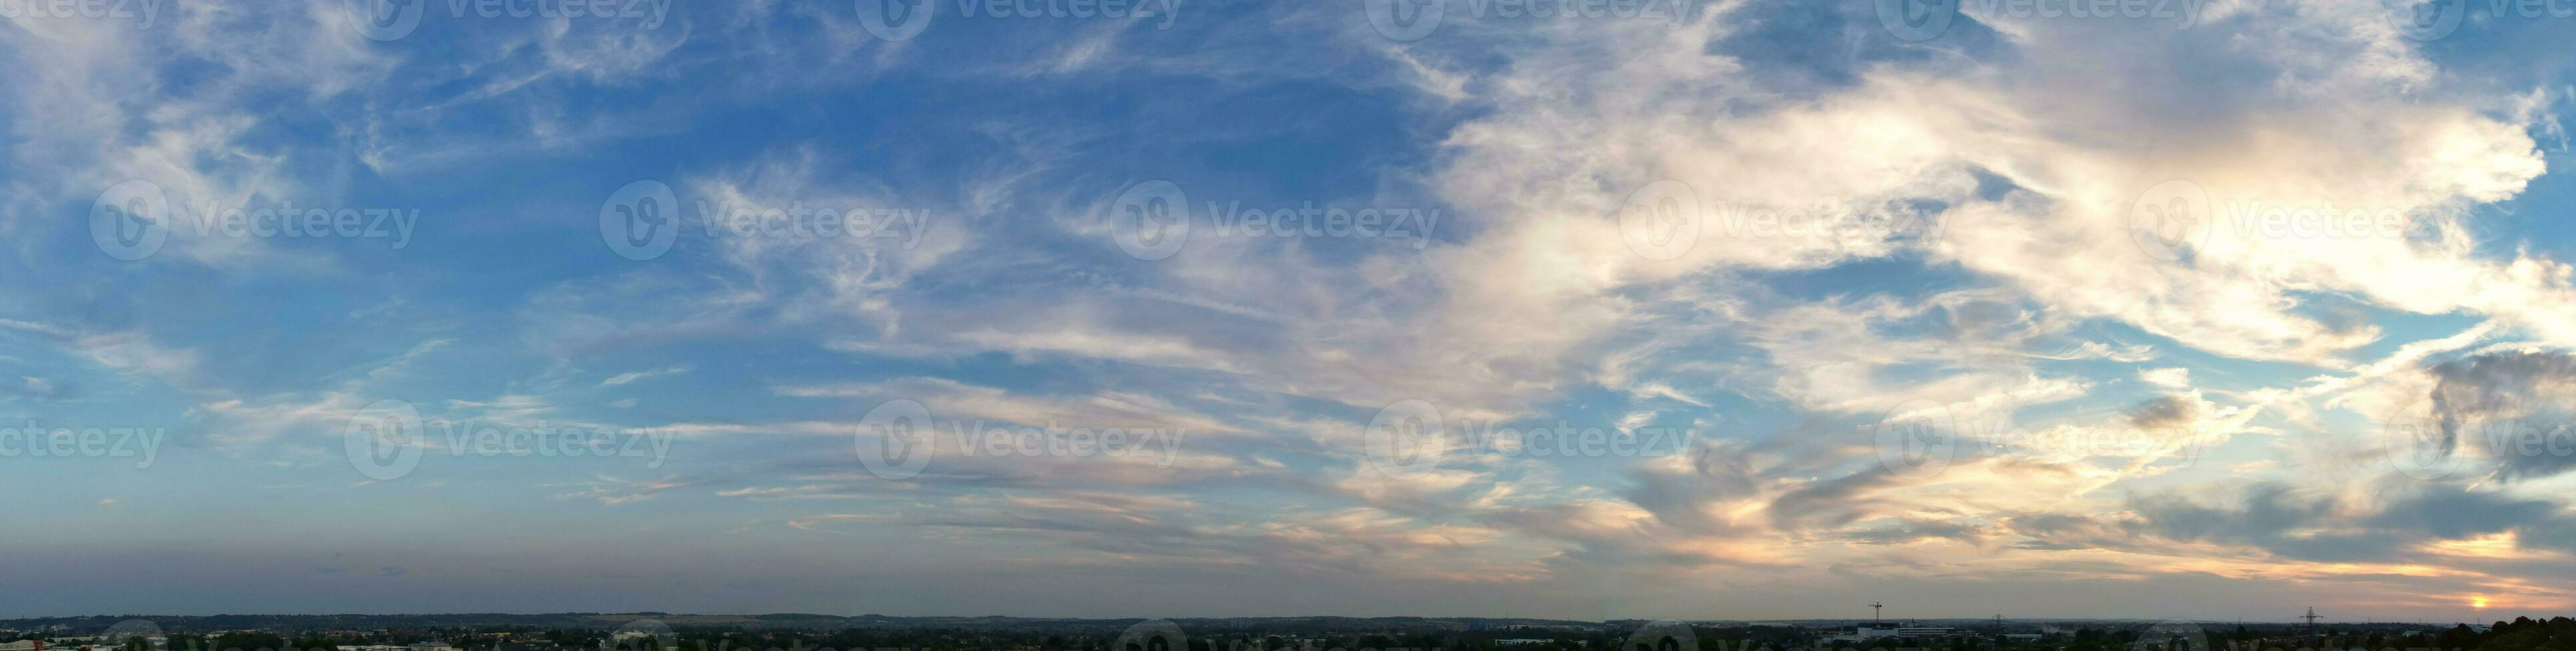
2472 597 2491 609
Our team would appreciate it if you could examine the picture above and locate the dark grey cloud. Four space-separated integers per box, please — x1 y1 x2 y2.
2116 482 2575 563
2427 351 2576 482
2003 512 2139 552
2126 395 2200 430
1827 518 1992 545
1619 440 1758 535
1767 464 1909 531
2123 484 2386 562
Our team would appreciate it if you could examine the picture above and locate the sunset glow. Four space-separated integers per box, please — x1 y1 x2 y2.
4 0 2576 622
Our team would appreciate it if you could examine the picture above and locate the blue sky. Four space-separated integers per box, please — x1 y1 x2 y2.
4 0 2576 622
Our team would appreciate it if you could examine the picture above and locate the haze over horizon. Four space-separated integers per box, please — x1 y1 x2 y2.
4 0 2576 624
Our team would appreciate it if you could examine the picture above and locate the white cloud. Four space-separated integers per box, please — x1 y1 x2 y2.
2141 367 2192 389
601 366 690 387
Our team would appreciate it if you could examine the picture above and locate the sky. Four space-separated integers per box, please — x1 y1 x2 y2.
3 0 2576 624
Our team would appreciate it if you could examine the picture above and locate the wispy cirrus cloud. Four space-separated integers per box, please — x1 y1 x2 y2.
4 0 2575 620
